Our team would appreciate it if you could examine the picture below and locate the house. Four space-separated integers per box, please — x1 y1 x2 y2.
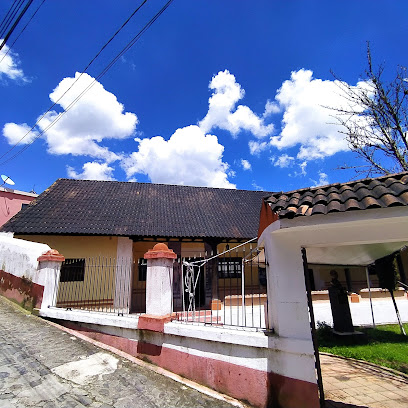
0 186 37 227
1 178 270 312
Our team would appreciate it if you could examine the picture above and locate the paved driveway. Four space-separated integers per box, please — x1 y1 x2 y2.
321 353 408 408
0 296 235 408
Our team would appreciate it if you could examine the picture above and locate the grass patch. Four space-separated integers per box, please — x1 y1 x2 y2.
317 322 408 374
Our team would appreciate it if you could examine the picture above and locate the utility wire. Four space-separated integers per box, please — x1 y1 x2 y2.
0 0 25 41
0 0 33 51
0 0 46 63
0 0 150 163
1 0 175 166
0 0 24 37
0 0 20 35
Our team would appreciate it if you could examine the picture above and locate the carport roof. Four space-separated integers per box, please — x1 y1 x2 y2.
265 172 408 219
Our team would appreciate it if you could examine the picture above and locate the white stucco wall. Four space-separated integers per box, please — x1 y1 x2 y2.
0 232 50 285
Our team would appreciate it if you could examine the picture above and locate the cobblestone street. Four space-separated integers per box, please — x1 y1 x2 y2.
0 296 235 408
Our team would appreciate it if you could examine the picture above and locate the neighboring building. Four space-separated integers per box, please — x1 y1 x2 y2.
0 187 37 227
1 178 270 311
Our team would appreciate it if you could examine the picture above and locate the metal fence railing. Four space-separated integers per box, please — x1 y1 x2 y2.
174 241 271 331
54 257 139 315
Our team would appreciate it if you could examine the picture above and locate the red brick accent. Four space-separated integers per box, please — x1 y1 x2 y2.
144 243 177 260
37 249 65 262
138 314 173 332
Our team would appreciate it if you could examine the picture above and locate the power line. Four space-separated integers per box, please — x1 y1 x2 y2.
0 0 150 163
0 0 27 45
0 0 46 64
0 0 24 38
1 0 175 166
0 0 18 35
0 0 33 51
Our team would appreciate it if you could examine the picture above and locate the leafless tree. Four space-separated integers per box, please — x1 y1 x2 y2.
332 44 408 176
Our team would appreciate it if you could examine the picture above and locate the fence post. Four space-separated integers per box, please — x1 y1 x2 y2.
37 249 65 310
138 243 177 332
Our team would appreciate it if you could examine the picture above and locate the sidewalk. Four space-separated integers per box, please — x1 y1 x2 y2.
321 354 408 408
0 296 237 408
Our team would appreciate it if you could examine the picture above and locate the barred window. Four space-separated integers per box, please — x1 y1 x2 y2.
217 257 242 278
138 258 147 281
60 259 85 282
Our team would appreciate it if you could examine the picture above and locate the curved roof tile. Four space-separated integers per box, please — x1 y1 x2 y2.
265 171 408 219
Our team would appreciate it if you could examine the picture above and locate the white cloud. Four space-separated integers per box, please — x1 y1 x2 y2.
0 41 28 82
311 172 329 187
67 161 115 181
199 70 273 138
3 122 38 145
3 72 137 161
241 159 251 170
263 100 280 117
249 140 268 155
271 154 295 168
270 69 368 161
121 125 235 189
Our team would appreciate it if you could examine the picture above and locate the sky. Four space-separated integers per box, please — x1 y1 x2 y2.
0 0 407 194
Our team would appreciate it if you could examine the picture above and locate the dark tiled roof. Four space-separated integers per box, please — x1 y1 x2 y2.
1 179 270 239
265 172 408 219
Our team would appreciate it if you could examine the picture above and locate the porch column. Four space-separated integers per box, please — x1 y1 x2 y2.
144 243 177 316
262 232 320 408
113 237 133 312
37 249 65 311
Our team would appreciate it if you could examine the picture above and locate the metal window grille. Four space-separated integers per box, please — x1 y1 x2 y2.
60 258 85 282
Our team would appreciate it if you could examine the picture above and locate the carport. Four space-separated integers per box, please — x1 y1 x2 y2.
258 172 408 408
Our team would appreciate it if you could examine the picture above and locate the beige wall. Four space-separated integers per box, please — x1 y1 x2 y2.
16 235 118 259
17 235 120 308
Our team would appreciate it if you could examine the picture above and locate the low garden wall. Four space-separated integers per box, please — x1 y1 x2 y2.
0 233 51 309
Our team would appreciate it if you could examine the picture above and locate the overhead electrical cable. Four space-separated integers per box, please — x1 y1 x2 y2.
0 0 46 64
0 0 25 38
0 0 20 36
0 0 34 51
0 0 150 163
0 0 175 166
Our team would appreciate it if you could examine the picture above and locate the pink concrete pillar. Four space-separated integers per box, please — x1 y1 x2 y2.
37 249 65 310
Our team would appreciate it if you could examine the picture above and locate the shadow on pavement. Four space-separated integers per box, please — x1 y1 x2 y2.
325 400 369 408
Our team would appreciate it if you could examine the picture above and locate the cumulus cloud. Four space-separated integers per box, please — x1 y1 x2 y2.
0 42 28 82
311 172 329 187
121 125 235 189
249 140 268 155
269 69 368 161
270 154 295 168
3 122 38 145
67 161 115 181
3 72 137 162
199 70 273 138
241 159 251 170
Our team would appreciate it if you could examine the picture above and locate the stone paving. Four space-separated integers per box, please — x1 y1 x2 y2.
321 353 408 408
0 296 235 408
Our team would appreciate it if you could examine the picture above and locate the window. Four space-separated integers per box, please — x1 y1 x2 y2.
21 203 29 210
217 257 242 278
138 258 147 281
60 259 85 282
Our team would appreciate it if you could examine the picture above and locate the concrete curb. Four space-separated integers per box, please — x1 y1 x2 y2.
41 318 249 408
320 352 408 381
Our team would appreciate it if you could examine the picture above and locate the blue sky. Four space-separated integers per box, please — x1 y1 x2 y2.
0 0 407 194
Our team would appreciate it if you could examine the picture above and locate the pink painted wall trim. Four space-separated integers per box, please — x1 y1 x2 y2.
62 322 319 408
